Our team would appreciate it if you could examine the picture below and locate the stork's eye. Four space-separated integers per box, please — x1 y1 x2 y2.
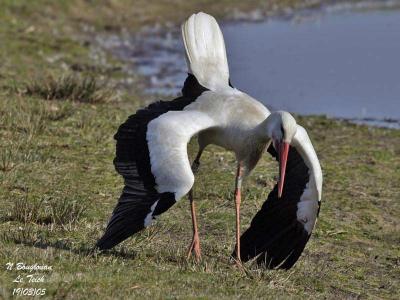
280 124 285 139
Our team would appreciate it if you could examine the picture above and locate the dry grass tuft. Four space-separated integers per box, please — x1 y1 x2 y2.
0 148 15 172
48 195 87 230
4 195 46 225
26 75 116 103
4 194 87 229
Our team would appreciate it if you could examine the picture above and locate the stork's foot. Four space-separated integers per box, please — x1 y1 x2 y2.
234 241 242 265
234 257 243 268
186 234 201 262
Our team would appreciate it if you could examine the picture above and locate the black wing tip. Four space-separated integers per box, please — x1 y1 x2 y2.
255 233 310 270
233 221 311 270
95 238 115 251
95 232 128 251
95 219 146 251
231 244 308 270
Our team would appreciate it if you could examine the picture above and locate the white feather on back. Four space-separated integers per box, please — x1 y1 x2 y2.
182 12 230 91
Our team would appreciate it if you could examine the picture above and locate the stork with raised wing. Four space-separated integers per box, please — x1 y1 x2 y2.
96 12 322 269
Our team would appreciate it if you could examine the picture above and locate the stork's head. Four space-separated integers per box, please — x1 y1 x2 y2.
265 111 297 198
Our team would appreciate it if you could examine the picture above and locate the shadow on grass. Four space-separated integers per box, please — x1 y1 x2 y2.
0 228 137 260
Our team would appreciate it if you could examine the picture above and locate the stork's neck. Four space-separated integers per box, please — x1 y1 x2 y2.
237 116 276 174
237 114 278 157
253 111 297 143
253 114 277 142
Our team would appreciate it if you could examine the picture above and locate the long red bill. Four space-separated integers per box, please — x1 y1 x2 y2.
278 142 290 198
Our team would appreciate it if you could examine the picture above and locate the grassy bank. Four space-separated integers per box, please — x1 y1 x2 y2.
1 1 399 299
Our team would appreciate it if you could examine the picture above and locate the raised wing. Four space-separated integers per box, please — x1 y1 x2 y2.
96 76 215 250
182 12 230 91
235 126 322 269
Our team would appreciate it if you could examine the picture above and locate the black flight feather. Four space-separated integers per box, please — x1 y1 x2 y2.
96 74 207 250
233 144 315 269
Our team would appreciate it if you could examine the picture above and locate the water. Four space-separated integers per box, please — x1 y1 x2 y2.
224 9 400 127
97 2 400 128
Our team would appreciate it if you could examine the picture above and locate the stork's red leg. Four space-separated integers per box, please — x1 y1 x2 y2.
234 162 244 264
187 150 203 261
187 189 201 261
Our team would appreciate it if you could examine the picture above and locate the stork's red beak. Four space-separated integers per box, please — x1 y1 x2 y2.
278 142 290 198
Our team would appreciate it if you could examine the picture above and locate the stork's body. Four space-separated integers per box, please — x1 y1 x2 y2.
97 12 322 269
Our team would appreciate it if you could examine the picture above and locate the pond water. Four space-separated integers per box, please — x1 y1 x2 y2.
225 7 400 128
98 1 400 128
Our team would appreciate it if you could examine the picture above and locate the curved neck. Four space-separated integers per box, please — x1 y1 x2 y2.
253 114 277 142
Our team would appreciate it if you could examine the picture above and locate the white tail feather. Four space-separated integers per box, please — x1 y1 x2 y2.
181 12 230 91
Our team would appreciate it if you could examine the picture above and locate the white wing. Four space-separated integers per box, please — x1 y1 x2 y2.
147 110 216 199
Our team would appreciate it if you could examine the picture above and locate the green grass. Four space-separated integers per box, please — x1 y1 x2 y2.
0 1 399 299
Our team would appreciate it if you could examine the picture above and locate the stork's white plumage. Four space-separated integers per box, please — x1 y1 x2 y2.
96 12 322 270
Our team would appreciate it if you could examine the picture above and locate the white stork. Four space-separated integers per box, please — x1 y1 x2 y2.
96 12 322 269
